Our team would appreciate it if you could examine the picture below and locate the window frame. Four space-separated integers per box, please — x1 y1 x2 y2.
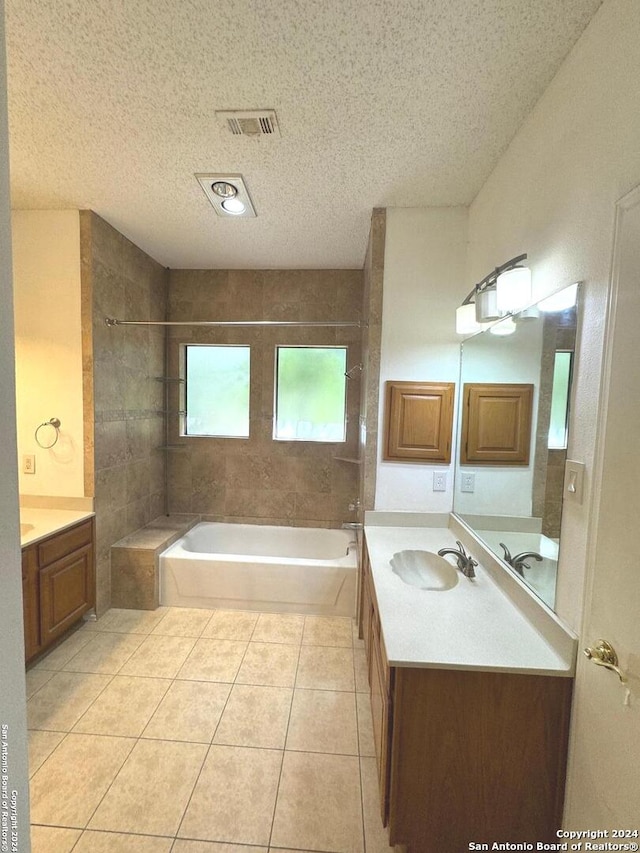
181 343 251 439
273 344 349 443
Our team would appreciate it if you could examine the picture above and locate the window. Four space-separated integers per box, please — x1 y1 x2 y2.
274 346 347 441
548 351 572 449
184 345 250 437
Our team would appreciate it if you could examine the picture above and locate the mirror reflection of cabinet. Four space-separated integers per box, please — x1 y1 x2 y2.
461 383 533 465
383 381 454 463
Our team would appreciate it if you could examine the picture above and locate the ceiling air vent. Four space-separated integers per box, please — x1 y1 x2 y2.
216 110 280 138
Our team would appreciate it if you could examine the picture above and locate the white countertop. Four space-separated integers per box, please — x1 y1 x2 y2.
20 508 95 548
364 525 575 677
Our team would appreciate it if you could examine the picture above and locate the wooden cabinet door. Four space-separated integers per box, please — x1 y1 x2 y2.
461 382 533 465
22 546 41 662
370 620 391 826
39 544 94 645
384 381 455 462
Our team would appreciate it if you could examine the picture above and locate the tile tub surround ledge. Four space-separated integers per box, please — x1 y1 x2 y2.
111 514 200 611
20 507 96 548
364 510 451 527
363 523 576 676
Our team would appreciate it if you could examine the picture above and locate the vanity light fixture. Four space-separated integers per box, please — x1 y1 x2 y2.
455 253 529 332
496 265 531 313
455 302 483 335
195 173 257 218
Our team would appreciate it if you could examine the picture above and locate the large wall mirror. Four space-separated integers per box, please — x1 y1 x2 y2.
453 283 579 610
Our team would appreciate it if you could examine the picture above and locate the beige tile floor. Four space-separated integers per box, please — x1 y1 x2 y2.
26 608 392 853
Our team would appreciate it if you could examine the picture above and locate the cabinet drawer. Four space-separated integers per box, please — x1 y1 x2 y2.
38 519 93 568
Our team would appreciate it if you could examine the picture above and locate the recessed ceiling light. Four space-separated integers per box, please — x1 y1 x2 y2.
195 173 257 218
221 197 246 214
211 181 238 199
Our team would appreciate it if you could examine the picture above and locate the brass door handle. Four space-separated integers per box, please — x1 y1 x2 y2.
583 639 627 683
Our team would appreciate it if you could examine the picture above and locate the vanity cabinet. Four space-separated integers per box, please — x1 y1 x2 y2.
361 544 393 823
21 547 40 661
360 538 573 852
23 518 95 663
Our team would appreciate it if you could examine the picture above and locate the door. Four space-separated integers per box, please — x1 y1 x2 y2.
564 186 640 827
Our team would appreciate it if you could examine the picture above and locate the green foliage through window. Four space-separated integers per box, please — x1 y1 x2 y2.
275 347 347 442
548 351 572 449
185 345 250 437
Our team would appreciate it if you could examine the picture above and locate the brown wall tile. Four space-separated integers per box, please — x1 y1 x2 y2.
84 212 169 614
167 268 364 527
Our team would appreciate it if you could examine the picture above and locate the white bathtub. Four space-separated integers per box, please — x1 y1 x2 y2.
159 522 358 616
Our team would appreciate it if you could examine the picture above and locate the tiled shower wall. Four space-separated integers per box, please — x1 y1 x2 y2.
81 212 168 614
359 209 385 513
166 269 363 527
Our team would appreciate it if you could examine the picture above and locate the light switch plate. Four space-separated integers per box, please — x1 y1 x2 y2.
23 454 36 474
564 459 585 504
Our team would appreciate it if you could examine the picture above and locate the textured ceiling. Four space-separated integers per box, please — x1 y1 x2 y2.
5 0 602 269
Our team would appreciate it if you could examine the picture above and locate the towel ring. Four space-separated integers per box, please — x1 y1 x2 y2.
35 418 61 449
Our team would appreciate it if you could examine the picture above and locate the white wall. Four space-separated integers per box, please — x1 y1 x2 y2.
13 210 85 497
456 317 544 517
466 0 640 636
375 207 467 511
0 3 31 847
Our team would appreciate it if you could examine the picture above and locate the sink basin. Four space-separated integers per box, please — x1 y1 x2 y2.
20 522 34 536
390 549 459 591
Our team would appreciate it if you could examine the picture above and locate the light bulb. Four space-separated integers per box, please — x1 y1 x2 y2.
221 197 246 215
456 303 482 335
496 266 531 313
211 181 238 199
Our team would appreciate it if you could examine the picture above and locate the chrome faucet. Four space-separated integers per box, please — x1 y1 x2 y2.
437 540 477 579
499 543 543 577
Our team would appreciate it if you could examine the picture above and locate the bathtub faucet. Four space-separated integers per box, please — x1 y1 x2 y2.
341 522 363 531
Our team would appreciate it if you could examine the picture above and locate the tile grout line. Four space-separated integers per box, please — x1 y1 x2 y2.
61 615 176 836
169 605 235 843
266 615 305 850
67 632 172 736
173 607 257 844
30 609 364 850
31 608 199 844
352 615 368 853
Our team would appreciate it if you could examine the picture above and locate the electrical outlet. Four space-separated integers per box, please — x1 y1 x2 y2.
461 472 475 493
433 471 447 492
23 454 36 474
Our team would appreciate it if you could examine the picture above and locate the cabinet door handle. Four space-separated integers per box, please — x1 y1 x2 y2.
583 639 627 683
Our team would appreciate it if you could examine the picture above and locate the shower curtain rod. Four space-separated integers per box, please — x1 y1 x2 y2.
105 318 361 328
